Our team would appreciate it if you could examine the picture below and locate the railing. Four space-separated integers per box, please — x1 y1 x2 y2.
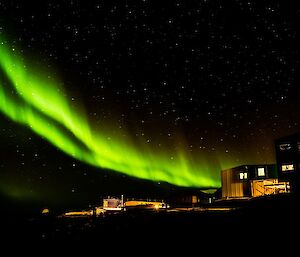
253 180 276 197
256 182 265 195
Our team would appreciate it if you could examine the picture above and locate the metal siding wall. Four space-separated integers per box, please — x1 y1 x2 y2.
222 169 230 198
222 169 244 198
221 170 225 198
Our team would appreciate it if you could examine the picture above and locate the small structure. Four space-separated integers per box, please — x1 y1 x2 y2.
124 199 167 210
168 189 215 207
275 132 300 193
221 164 290 199
41 208 50 215
103 196 124 211
169 195 199 207
63 210 93 217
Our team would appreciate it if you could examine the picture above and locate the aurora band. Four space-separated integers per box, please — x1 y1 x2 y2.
0 37 220 188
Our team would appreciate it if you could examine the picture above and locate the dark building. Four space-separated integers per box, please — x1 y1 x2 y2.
221 164 289 199
275 133 300 193
167 189 215 207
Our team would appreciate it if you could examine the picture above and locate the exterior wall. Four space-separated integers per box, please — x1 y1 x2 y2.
168 195 196 207
192 195 198 204
221 169 245 198
275 133 300 193
221 164 277 199
275 133 300 179
167 193 212 207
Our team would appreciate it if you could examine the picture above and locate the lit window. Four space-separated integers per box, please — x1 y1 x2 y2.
282 164 294 172
279 143 292 151
239 172 248 180
257 167 265 176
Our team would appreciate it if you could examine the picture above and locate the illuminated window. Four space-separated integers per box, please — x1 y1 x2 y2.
239 172 248 180
257 167 265 176
282 164 294 172
279 143 292 151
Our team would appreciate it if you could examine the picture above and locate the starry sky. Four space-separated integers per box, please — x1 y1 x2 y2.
0 0 300 206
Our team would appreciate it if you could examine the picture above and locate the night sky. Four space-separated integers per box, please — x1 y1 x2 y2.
0 0 300 207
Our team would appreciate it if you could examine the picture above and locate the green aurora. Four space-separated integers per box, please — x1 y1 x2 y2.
0 37 225 188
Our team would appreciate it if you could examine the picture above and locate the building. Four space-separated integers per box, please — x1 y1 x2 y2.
124 200 167 210
168 194 199 207
221 164 290 199
275 132 300 193
167 189 215 207
103 196 124 211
